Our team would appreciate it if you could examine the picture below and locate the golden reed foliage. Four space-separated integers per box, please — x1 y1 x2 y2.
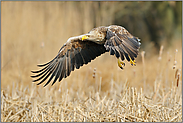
1 2 182 122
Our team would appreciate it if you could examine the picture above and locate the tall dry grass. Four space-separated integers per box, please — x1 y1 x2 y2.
1 46 182 121
1 2 182 122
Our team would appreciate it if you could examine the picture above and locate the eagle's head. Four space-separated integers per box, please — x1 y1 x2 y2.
81 26 107 43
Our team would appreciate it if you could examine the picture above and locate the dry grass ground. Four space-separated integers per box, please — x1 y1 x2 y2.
1 2 182 122
1 42 182 122
1 39 182 122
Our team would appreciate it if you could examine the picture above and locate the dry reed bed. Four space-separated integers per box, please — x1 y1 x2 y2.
1 83 182 122
1 46 182 122
1 68 182 122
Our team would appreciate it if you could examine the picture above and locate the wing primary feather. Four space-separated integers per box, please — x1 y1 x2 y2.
82 49 91 63
119 51 125 61
104 41 110 51
106 39 116 56
37 55 58 67
32 54 59 74
43 61 61 87
66 51 71 77
32 62 57 82
74 48 82 69
31 61 56 78
114 49 120 58
116 44 125 61
32 38 108 86
36 63 57 85
65 51 68 77
121 43 136 60
64 54 68 78
117 36 138 55
118 44 130 61
31 65 49 74
113 36 121 46
115 35 138 60
52 59 63 85
110 47 115 55
59 55 66 81
57 58 64 82
90 46 98 56
127 36 141 48
87 48 97 59
80 50 90 64
106 29 115 39
79 51 86 65
31 62 51 74
70 48 75 71
97 45 106 56
86 48 97 60
95 46 104 56
117 34 140 49
113 38 122 58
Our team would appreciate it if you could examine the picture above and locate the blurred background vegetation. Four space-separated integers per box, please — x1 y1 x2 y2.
2 1 181 49
1 1 182 89
113 1 181 50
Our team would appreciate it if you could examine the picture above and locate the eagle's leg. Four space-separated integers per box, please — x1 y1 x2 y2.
118 58 125 69
129 56 136 66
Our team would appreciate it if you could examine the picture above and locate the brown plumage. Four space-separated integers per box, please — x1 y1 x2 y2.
31 25 141 87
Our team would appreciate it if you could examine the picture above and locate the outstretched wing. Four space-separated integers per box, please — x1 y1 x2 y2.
104 25 141 62
31 39 106 87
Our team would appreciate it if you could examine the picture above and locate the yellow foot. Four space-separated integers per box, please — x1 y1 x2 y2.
129 56 136 66
118 58 125 69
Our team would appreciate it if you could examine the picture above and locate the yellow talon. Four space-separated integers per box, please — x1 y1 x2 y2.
129 56 136 66
118 58 125 69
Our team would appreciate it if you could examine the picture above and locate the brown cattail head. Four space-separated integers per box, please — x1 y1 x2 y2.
93 68 97 78
175 69 181 87
173 49 178 69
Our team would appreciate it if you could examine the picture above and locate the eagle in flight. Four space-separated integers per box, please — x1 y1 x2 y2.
31 25 141 87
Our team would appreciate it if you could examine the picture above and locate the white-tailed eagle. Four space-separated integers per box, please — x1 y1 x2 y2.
31 25 141 87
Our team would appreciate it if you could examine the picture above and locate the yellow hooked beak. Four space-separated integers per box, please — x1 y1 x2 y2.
82 35 89 41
